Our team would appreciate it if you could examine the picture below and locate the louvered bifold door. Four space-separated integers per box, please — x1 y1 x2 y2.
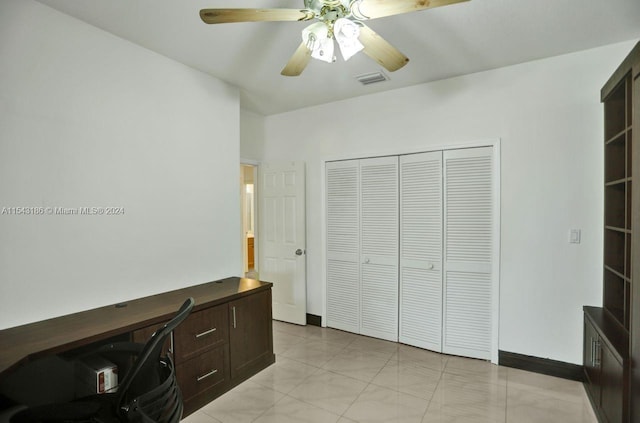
360 156 399 342
399 152 443 351
443 147 495 360
326 160 361 334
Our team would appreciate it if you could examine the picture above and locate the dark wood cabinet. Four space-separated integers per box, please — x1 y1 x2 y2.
584 41 640 423
602 344 625 423
0 277 275 419
584 308 627 423
584 317 601 403
633 59 640 423
229 289 273 380
175 288 275 416
173 303 231 413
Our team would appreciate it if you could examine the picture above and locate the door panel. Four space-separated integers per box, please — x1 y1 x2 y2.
326 160 360 333
259 161 306 325
399 151 443 351
360 156 399 342
443 147 495 360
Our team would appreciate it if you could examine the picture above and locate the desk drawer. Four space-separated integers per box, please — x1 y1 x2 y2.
174 304 228 362
177 346 228 402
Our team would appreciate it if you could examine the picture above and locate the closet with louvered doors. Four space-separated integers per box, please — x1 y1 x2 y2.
325 157 399 342
326 146 497 360
398 147 495 361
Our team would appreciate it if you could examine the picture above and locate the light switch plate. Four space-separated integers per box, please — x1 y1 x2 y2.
570 229 581 244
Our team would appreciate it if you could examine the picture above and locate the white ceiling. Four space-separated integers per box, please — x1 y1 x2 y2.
36 0 640 115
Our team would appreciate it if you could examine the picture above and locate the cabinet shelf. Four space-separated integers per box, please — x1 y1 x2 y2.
604 226 630 234
605 179 629 187
588 40 639 423
605 128 628 145
604 265 630 282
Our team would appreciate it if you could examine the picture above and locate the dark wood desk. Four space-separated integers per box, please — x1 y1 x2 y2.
0 277 275 415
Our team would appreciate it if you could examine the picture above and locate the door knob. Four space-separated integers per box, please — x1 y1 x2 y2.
295 249 304 256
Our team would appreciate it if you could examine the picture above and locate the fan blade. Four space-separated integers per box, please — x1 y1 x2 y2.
352 0 469 20
358 24 409 72
200 8 315 24
281 42 312 77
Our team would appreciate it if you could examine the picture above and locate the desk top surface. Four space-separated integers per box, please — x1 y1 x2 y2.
0 277 272 376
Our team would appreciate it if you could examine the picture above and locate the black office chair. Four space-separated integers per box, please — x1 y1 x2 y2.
10 298 195 423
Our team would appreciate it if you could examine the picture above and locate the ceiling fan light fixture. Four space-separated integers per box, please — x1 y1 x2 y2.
302 22 335 63
334 18 364 61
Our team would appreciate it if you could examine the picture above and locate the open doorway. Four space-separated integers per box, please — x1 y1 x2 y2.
241 164 258 279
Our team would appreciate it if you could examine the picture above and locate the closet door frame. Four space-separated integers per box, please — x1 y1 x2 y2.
321 139 501 363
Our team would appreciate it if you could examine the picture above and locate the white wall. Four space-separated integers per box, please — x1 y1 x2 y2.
240 109 265 162
248 40 638 364
0 0 241 329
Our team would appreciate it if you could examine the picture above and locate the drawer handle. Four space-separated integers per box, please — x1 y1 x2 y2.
195 328 217 338
197 369 218 382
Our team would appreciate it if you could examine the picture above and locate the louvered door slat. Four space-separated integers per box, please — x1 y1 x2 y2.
443 147 494 360
326 160 360 333
399 152 443 350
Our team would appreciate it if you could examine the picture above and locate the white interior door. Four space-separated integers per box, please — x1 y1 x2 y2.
360 156 399 342
399 151 443 351
443 147 495 360
259 161 306 325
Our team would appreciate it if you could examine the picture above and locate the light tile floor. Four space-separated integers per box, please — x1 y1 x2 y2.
182 321 597 423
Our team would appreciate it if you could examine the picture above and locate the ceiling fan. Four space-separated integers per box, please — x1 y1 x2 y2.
200 0 469 76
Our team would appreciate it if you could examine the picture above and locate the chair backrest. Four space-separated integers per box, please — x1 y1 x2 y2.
116 298 194 421
121 355 182 423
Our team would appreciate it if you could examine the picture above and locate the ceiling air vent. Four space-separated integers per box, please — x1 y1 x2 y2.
355 71 389 85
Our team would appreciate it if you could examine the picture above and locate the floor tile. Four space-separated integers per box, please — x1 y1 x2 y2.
506 367 587 404
287 369 368 415
273 330 307 355
391 344 449 372
371 360 442 400
181 410 221 423
280 338 348 366
343 384 430 423
425 371 507 423
250 356 322 394
200 380 284 423
506 384 597 423
322 347 391 382
253 395 342 423
347 335 400 355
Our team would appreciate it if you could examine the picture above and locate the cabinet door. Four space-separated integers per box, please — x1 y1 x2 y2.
600 342 624 423
229 289 274 380
583 318 601 403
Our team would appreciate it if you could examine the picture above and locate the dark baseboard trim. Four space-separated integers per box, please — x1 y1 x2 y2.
498 350 584 382
306 314 322 327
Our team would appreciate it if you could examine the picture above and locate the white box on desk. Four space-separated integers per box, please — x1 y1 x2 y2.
75 356 118 396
